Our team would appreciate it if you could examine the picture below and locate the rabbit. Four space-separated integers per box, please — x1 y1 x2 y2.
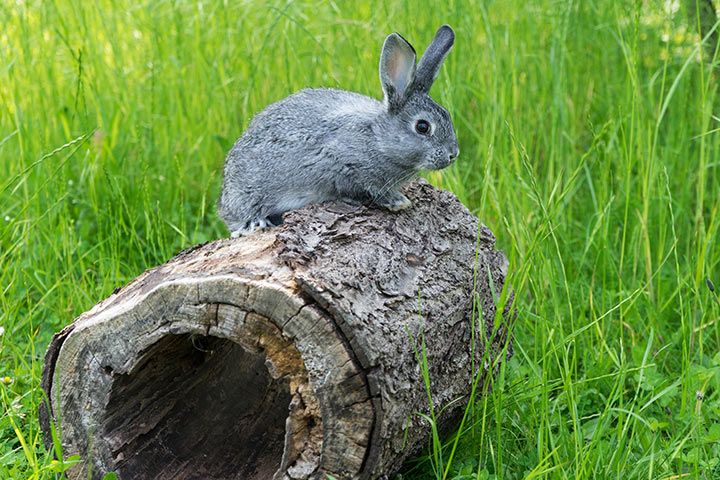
218 25 459 237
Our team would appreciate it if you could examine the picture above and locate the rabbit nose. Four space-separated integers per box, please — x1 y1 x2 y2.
449 147 459 159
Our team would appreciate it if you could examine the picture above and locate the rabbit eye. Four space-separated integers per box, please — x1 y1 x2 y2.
415 119 431 135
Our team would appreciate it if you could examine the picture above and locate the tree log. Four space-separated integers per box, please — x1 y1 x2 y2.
39 180 513 480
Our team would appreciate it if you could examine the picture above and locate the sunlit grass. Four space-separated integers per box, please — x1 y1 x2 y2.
1 0 719 479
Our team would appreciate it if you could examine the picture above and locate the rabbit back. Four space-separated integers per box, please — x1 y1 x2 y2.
218 88 384 234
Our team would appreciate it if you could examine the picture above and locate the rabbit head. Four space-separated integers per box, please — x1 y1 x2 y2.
377 25 459 171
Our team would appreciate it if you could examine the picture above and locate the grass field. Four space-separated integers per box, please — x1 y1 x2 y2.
2 0 720 478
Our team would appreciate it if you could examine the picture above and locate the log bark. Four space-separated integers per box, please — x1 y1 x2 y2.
39 180 513 480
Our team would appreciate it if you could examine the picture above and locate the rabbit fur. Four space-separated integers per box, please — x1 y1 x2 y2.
219 25 459 237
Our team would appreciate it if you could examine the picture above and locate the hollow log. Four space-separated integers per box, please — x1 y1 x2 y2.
39 180 513 480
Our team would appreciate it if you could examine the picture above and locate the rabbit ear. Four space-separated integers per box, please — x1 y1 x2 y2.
411 25 454 94
380 33 416 112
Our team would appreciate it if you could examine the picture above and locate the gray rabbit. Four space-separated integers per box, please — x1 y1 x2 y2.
219 25 459 237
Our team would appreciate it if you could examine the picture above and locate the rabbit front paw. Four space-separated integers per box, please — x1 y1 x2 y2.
376 191 412 212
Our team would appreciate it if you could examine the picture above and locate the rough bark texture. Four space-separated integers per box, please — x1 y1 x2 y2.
40 180 514 480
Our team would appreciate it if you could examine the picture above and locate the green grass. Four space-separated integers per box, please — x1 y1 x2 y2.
1 0 720 478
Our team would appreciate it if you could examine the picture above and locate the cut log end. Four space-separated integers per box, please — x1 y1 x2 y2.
102 333 291 480
40 180 513 480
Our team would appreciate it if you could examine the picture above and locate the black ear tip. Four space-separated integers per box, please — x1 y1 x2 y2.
438 24 455 42
384 32 400 45
385 32 416 54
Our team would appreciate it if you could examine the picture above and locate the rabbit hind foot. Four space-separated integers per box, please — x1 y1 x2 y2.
229 216 275 238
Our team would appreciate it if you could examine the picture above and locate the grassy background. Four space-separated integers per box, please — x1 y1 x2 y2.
1 0 720 478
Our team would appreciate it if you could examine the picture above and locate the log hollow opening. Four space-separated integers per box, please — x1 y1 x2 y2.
101 333 290 480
